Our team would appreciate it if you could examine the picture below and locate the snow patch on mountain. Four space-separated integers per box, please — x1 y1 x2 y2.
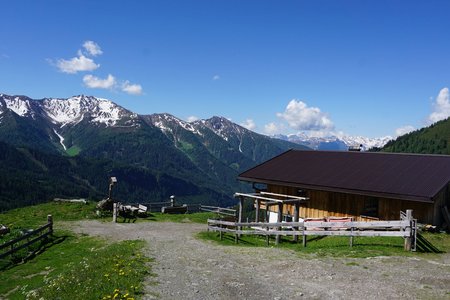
5 96 33 117
53 129 67 150
198 116 247 142
43 98 84 125
42 95 125 126
91 98 123 125
151 113 203 136
152 116 173 134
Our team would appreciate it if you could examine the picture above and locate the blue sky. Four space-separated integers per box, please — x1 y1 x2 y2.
1 0 450 138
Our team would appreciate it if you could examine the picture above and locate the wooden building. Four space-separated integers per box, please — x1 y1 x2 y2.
238 150 450 226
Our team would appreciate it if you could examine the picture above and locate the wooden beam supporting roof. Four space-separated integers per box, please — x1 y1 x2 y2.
233 192 309 204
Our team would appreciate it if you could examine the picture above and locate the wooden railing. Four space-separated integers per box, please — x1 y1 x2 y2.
126 203 235 215
207 214 417 251
0 215 53 259
200 205 236 217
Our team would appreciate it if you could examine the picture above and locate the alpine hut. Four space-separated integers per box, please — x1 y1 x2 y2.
238 150 450 226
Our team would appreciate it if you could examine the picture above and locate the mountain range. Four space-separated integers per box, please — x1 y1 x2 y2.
0 93 308 210
274 133 392 151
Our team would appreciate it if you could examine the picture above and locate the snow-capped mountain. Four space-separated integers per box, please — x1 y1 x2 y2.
147 113 203 136
147 114 256 146
194 116 247 142
145 113 307 159
338 135 393 150
0 93 392 152
275 133 393 151
0 94 136 127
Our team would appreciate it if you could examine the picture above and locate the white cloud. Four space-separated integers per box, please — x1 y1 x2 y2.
52 40 144 96
83 74 116 89
277 99 334 132
187 116 199 122
264 122 284 135
54 41 102 74
428 87 450 124
212 75 220 80
57 55 99 74
240 119 256 131
121 81 143 95
395 125 415 137
83 40 103 56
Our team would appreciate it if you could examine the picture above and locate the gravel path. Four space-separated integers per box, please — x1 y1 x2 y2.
69 220 450 300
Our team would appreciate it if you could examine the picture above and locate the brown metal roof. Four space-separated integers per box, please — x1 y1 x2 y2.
238 150 450 203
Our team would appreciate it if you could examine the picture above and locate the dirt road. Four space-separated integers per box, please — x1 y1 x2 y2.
70 220 450 300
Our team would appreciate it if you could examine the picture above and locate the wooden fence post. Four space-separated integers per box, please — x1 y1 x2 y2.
350 226 354 248
47 215 53 234
237 196 244 241
275 202 283 245
293 202 299 242
113 203 118 223
302 228 307 247
255 199 260 223
404 209 413 251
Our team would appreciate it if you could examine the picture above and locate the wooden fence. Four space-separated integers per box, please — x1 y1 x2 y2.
207 210 417 251
199 205 236 217
0 215 53 259
131 203 235 215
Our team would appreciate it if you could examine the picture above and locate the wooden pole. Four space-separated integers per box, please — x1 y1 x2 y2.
302 221 306 247
404 209 413 251
255 199 260 223
276 202 283 245
293 202 299 242
302 230 307 247
238 197 243 224
47 215 53 235
350 226 354 248
108 184 112 199
113 203 118 223
237 196 244 241
265 206 268 223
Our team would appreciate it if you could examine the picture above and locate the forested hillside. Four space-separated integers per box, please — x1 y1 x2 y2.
0 141 234 211
381 117 450 154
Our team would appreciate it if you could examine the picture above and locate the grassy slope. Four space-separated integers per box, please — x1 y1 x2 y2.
0 202 151 299
0 201 98 229
0 202 215 299
198 229 450 259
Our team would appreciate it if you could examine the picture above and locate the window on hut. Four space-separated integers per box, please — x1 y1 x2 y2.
363 197 379 218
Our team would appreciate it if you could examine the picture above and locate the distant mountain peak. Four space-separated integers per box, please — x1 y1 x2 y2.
0 93 136 127
148 113 203 136
276 132 393 150
43 95 131 127
0 94 36 118
198 116 248 142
